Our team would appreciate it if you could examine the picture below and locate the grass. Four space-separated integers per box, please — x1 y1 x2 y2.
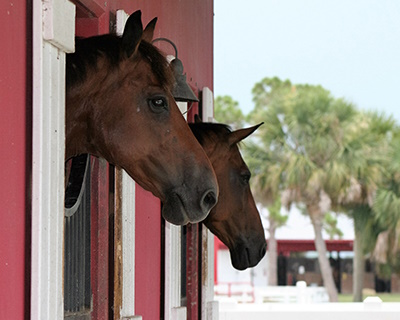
338 293 400 302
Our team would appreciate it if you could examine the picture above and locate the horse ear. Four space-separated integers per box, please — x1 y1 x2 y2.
122 10 143 57
194 114 203 123
228 123 263 146
142 17 157 42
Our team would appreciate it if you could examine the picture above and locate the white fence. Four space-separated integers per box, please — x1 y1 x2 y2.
216 282 400 320
254 281 329 303
219 302 400 320
215 282 255 303
215 281 328 304
219 299 400 320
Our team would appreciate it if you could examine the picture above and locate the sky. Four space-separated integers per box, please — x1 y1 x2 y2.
214 0 400 122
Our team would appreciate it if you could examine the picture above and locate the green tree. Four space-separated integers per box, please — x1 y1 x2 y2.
265 197 288 286
250 171 288 286
372 124 400 279
214 95 245 129
323 212 343 240
245 99 290 287
332 111 396 301
247 77 358 302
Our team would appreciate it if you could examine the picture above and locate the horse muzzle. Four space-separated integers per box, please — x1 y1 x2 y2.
229 236 267 270
162 186 218 225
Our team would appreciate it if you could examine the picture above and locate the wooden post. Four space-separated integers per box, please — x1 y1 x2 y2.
186 223 199 320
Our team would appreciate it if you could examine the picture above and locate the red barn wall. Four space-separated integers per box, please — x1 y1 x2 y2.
0 1 213 318
0 1 31 319
76 0 214 94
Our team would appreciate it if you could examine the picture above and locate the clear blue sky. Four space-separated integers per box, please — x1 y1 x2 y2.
214 0 400 122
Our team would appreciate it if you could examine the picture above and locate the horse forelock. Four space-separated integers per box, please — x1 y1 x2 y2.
138 40 175 90
66 35 121 89
66 34 174 91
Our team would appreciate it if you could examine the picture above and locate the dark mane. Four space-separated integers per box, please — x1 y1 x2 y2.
66 34 174 89
189 122 233 146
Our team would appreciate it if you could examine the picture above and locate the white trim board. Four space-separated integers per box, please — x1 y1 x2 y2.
31 1 75 319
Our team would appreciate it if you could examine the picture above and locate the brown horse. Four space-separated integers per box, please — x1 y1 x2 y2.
190 119 267 270
65 11 218 225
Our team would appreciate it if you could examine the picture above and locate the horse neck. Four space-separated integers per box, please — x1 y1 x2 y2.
65 93 91 160
65 52 118 160
65 75 103 160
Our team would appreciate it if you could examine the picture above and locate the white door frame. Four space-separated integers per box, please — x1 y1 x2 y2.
31 0 75 319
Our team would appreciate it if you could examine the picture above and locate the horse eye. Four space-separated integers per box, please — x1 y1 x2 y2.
241 172 251 185
148 97 168 113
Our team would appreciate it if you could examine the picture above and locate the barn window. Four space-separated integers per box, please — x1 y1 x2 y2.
64 154 92 319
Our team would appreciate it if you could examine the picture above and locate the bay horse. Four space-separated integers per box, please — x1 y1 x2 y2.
65 11 218 225
190 118 267 270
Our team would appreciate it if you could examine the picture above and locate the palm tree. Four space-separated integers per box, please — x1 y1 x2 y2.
372 125 400 281
323 212 344 240
245 139 289 286
214 95 245 130
254 188 288 286
247 77 358 301
265 197 288 286
332 111 395 301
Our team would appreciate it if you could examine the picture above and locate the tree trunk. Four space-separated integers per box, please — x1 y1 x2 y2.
308 205 339 302
268 221 278 286
353 215 365 302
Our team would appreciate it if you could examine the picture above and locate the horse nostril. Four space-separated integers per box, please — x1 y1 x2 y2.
200 190 217 214
260 243 267 258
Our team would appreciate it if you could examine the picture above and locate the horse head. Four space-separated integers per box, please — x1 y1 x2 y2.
66 11 218 225
190 119 266 270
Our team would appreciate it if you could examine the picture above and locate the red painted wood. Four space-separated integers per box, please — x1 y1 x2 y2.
72 0 107 37
74 18 100 37
160 2 213 317
73 0 215 97
135 185 162 319
214 236 219 285
75 0 106 18
186 223 199 320
0 1 31 319
275 239 354 253
90 158 110 320
73 5 110 318
216 238 354 253
105 0 214 94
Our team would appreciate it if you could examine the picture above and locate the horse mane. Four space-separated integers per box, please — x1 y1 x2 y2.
189 122 233 146
66 34 174 90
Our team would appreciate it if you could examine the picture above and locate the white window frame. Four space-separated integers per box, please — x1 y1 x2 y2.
31 1 75 319
115 10 142 320
201 87 219 320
